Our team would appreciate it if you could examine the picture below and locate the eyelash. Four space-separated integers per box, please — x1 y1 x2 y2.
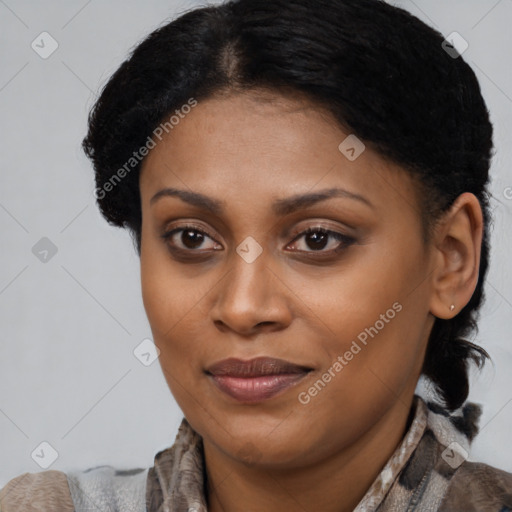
160 223 356 259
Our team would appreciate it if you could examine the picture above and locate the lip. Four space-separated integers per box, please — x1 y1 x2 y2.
205 357 312 403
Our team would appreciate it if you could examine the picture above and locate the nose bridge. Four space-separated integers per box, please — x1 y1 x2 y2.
226 235 270 302
212 234 285 331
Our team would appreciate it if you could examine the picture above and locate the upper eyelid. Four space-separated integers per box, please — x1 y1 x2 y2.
163 224 353 249
163 222 348 238
164 223 218 240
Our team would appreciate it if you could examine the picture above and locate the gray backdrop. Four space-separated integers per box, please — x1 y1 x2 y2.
1 0 511 486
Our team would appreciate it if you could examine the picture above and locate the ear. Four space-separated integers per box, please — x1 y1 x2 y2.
429 192 484 320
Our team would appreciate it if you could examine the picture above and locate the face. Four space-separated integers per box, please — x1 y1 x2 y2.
139 90 436 469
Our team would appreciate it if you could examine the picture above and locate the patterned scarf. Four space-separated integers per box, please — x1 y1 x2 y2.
143 394 511 511
60 394 512 511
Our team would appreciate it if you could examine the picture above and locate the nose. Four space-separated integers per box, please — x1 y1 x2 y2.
211 248 293 337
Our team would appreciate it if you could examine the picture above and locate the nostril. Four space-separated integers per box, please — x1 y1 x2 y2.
256 321 274 328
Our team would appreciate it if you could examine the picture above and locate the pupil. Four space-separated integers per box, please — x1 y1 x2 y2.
182 230 204 249
307 231 328 250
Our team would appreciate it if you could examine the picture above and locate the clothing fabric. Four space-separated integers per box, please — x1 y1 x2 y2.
2 394 512 511
67 466 149 511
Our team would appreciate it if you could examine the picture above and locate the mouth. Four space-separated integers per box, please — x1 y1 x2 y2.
205 357 313 403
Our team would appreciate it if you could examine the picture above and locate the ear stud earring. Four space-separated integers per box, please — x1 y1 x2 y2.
450 304 455 311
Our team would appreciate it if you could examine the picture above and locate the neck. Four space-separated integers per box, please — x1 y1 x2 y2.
204 394 417 512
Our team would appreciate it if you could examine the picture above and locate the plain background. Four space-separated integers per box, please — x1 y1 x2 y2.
0 0 511 487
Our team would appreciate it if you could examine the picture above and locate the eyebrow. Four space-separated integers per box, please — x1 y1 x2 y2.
150 186 373 215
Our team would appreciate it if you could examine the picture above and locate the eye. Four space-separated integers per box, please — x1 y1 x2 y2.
286 226 355 254
161 224 222 252
160 223 355 259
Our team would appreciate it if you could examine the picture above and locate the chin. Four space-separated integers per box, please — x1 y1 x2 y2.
214 423 315 468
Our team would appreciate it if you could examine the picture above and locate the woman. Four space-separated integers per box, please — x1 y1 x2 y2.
2 0 511 510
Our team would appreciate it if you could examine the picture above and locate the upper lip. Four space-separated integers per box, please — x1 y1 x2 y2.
206 357 313 377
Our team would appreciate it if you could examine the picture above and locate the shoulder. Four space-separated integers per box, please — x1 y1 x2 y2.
0 465 149 512
439 460 512 512
66 465 149 511
0 470 74 511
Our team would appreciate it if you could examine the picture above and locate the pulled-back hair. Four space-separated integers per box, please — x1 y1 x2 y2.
82 0 493 411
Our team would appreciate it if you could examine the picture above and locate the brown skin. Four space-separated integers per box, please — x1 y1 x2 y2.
139 90 483 512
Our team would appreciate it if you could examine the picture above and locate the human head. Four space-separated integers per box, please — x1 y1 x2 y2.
83 0 492 421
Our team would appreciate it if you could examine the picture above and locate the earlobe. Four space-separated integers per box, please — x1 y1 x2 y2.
428 192 483 320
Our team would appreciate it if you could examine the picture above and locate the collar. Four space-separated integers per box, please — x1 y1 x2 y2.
147 395 481 512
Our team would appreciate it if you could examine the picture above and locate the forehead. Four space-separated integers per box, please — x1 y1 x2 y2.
139 91 419 219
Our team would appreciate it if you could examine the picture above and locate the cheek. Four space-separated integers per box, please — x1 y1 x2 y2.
140 257 174 337
292 250 408 340
140 254 201 403
141 273 219 344
298 241 427 387
140 231 193 336
141 269 198 352
140 240 213 364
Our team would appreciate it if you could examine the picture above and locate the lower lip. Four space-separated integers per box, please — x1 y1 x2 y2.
209 373 309 403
